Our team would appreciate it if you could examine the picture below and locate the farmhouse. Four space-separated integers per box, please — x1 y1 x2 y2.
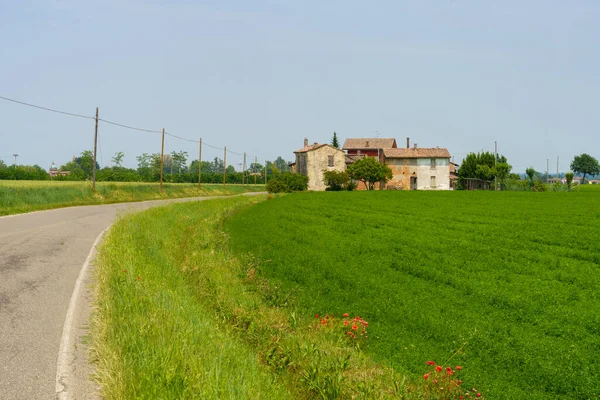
342 138 397 159
383 144 451 190
294 138 345 191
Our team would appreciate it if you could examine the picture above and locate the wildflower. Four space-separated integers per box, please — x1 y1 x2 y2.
137 276 141 281
315 314 319 319
343 320 349 326
123 269 127 273
457 380 463 385
446 367 454 375
343 313 349 317
320 319 327 325
423 373 429 380
456 366 462 370
433 379 438 384
440 387 444 391
476 394 481 398
426 361 436 366
352 324 358 331
435 365 442 372
460 397 464 399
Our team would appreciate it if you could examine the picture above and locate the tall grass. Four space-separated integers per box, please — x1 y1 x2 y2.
0 180 264 216
91 197 430 399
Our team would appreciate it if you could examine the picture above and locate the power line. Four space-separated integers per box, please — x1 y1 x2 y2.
99 118 162 134
0 95 95 120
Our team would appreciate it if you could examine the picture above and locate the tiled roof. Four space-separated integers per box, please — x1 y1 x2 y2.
294 143 344 153
342 138 397 150
383 148 451 159
345 154 365 164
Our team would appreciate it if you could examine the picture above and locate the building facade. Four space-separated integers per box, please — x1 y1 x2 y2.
383 146 452 190
294 138 346 191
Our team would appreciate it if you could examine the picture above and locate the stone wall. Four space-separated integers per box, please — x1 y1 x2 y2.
386 158 451 190
306 146 346 191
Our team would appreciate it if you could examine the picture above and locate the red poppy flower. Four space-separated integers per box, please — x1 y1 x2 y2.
315 314 319 319
476 394 481 397
426 361 436 366
343 320 349 326
423 373 429 380
343 313 349 317
446 367 454 375
352 324 358 331
435 365 442 372
456 366 462 370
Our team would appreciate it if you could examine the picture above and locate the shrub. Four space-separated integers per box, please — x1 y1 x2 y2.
266 172 308 193
323 170 349 191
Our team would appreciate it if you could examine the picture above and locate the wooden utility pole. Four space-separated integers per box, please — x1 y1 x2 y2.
494 141 497 191
198 138 202 189
92 107 99 191
556 156 559 179
223 146 227 185
264 160 267 185
243 152 247 185
254 156 257 185
546 158 549 183
160 128 165 191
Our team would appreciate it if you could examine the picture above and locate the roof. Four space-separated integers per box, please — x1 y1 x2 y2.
345 154 365 164
383 148 451 159
342 138 397 150
294 143 343 153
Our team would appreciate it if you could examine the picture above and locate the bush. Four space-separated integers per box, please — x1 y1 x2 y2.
266 172 308 193
323 170 349 191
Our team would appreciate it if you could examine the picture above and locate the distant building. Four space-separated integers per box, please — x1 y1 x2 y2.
342 138 397 159
48 161 70 178
383 144 452 190
294 138 346 191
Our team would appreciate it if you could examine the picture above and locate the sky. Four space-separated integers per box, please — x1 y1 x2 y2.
1 0 599 173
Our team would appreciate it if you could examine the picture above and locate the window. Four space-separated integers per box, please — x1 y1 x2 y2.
430 158 436 169
328 155 334 167
431 176 436 187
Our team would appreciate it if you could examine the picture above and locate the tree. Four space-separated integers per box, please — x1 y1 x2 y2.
347 157 392 190
323 170 349 191
75 150 99 179
331 131 340 148
171 151 189 174
273 156 289 172
525 167 536 183
565 172 574 191
0 160 6 168
112 151 125 167
571 153 600 184
457 152 512 190
266 172 308 193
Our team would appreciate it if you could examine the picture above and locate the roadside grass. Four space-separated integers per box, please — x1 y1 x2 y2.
91 196 444 399
0 180 264 216
225 191 600 399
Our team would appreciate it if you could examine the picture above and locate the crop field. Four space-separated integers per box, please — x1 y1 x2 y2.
0 180 264 215
225 191 600 399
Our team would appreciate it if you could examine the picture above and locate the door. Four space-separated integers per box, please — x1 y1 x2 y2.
410 176 417 190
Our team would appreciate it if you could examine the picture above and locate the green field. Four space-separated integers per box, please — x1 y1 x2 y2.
225 191 600 399
0 180 265 216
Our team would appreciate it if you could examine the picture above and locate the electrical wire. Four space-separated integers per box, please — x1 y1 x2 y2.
99 118 162 134
0 95 96 120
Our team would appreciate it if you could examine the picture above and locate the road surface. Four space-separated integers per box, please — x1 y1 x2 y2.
0 196 255 399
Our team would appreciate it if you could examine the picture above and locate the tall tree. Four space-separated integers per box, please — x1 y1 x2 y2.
170 151 189 173
347 157 392 190
112 151 125 167
331 131 340 148
457 152 512 189
273 156 288 172
571 153 600 184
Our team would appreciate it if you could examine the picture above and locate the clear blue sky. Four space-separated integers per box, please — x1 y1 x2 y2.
1 0 599 173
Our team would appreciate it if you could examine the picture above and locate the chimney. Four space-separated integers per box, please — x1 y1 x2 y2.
366 140 370 147
413 143 417 150
406 137 410 148
304 138 308 148
314 142 318 146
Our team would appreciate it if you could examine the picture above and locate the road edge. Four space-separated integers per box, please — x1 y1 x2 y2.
55 226 111 399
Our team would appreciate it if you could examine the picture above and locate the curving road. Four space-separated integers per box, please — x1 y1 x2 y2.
0 196 256 399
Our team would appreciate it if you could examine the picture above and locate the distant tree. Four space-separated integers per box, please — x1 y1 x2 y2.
112 151 125 167
249 162 263 173
525 167 536 183
571 153 600 184
212 157 225 173
226 165 236 175
75 150 99 179
331 131 340 148
171 151 188 174
457 152 512 189
0 159 6 168
323 170 349 191
565 172 574 191
273 156 288 172
347 157 392 190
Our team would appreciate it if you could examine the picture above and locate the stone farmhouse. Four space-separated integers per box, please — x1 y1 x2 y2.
292 136 452 191
294 138 345 191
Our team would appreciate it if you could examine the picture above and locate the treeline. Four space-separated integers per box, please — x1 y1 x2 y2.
0 150 292 183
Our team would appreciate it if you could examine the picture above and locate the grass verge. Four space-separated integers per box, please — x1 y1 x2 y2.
0 180 264 216
91 196 453 399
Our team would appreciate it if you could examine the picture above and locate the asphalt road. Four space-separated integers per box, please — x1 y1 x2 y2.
0 196 256 400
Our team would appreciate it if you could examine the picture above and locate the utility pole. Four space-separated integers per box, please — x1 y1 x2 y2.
264 161 267 185
92 107 99 191
556 156 559 179
254 156 257 185
546 158 549 183
160 128 165 191
494 141 497 191
12 153 18 165
198 138 202 189
223 146 227 185
243 152 247 185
